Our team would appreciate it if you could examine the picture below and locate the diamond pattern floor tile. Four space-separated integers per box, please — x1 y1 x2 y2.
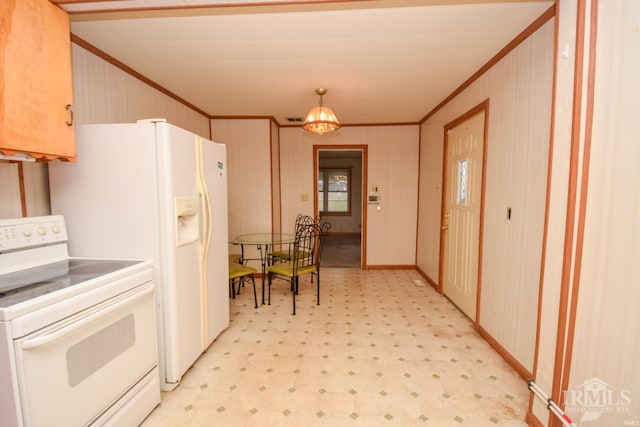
141 268 529 426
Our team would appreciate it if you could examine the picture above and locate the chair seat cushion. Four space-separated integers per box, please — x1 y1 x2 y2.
267 262 317 277
229 263 257 280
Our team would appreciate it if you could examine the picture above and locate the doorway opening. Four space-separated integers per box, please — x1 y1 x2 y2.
314 146 367 268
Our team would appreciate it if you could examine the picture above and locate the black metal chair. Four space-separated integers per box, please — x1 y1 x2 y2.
266 221 331 314
271 214 317 263
228 259 258 309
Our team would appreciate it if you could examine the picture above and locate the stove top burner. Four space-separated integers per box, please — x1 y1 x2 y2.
0 259 139 308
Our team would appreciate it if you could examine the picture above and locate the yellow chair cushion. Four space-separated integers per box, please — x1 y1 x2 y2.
228 262 257 280
266 262 317 278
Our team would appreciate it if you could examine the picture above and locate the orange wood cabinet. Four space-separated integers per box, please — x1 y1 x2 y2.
1 0 76 161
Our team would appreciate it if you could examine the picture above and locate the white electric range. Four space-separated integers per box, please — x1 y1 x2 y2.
0 215 160 426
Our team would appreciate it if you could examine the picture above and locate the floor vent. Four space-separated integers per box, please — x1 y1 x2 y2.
413 279 426 287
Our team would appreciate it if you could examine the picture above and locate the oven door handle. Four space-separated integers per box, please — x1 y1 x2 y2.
20 284 153 351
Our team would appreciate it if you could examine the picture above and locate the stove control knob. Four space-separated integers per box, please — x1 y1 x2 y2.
23 229 32 237
52 225 60 234
37 226 46 236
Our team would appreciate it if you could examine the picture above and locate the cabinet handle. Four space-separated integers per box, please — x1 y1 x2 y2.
65 104 74 126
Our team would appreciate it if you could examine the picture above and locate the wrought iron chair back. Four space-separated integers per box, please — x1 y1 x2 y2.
271 214 317 263
266 221 331 314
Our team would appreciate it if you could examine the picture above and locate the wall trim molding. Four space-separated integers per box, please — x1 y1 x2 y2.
421 4 556 123
71 34 211 120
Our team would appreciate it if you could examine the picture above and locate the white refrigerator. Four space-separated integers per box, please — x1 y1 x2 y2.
49 119 229 391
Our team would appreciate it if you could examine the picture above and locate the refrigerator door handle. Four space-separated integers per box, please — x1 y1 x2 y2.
196 136 213 349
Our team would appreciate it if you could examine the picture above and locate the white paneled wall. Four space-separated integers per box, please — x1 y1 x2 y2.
418 20 554 372
22 162 51 216
530 0 577 421
564 2 640 424
0 162 22 218
211 119 272 270
481 22 554 373
417 121 445 279
0 161 50 219
280 125 419 267
71 44 210 136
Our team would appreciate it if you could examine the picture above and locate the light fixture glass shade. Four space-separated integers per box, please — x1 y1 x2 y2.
302 88 341 135
302 106 341 135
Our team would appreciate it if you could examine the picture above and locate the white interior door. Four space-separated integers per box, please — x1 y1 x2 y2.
441 111 484 320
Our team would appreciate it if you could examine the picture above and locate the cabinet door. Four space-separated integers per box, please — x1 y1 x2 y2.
0 0 75 161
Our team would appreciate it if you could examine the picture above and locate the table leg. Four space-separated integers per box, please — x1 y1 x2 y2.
258 244 267 305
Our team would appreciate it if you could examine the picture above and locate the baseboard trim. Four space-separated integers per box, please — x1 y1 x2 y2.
476 324 532 381
526 411 545 427
366 264 415 270
416 266 439 290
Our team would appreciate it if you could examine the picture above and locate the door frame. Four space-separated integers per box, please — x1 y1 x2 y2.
313 145 367 269
438 99 489 323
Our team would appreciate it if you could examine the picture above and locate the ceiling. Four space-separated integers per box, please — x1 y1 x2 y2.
55 0 553 126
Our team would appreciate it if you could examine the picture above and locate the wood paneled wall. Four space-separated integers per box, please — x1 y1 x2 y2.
417 20 555 372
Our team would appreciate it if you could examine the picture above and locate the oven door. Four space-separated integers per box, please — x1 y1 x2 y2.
13 282 157 427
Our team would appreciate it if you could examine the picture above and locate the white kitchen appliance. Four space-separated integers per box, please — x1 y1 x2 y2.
48 119 230 391
0 215 160 427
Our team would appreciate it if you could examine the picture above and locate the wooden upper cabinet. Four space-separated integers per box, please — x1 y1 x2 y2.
0 0 76 161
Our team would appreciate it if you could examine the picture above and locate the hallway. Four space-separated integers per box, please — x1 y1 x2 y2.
321 234 361 268
142 268 527 426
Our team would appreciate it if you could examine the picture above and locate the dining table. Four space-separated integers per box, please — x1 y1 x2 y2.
230 232 295 305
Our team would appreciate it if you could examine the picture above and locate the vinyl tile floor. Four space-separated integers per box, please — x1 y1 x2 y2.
141 268 529 427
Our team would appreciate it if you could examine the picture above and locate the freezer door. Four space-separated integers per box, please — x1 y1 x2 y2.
155 124 203 388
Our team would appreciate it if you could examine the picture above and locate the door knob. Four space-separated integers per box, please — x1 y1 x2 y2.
441 224 449 231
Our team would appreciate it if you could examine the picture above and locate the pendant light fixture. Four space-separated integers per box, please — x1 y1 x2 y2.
302 88 341 135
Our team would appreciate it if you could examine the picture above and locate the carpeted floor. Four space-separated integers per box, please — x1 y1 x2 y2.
321 234 361 268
